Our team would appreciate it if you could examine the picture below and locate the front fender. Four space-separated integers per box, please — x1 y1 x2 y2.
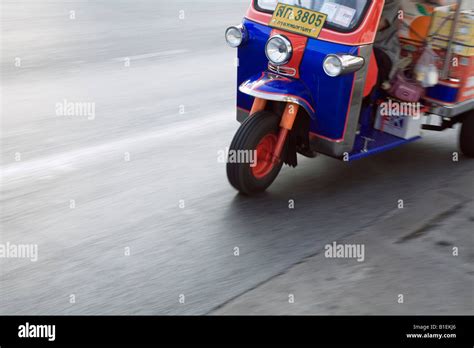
239 72 316 120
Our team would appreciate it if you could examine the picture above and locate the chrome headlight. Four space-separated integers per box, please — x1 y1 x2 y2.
225 25 246 48
323 54 365 77
265 35 292 66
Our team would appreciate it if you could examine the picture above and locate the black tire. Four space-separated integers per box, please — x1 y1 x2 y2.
227 111 286 195
460 111 474 158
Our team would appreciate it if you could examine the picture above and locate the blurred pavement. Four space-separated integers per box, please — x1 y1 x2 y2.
215 176 474 315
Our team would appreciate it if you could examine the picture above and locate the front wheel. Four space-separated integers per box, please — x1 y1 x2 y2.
460 110 474 157
227 111 286 195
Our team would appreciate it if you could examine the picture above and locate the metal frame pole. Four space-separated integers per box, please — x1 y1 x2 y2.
441 0 464 80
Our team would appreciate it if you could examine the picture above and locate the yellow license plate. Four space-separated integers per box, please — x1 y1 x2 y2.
270 3 327 39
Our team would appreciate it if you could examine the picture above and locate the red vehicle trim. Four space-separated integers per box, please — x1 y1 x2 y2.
437 80 461 88
363 50 378 97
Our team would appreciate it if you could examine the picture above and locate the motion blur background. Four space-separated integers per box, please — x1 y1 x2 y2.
1 0 473 315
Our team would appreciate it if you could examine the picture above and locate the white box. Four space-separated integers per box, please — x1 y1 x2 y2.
374 105 423 139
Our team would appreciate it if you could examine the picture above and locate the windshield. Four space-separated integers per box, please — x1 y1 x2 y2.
256 0 370 32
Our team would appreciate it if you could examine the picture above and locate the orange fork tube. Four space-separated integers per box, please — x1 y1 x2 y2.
272 103 299 163
250 98 267 115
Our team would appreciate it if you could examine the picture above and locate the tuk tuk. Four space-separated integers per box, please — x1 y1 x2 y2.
225 0 474 195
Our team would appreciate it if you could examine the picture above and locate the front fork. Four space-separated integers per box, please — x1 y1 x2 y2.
251 98 299 164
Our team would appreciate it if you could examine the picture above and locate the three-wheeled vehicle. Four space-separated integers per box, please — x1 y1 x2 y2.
225 0 474 195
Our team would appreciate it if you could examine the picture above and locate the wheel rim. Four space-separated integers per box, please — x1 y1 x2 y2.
252 133 278 179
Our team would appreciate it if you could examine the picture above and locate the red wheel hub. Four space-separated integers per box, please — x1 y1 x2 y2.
252 133 278 179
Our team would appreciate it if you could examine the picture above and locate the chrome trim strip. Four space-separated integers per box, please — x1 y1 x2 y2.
268 63 297 77
429 99 474 118
342 45 371 151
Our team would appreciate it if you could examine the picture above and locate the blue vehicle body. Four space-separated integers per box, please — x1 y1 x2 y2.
236 18 420 160
238 20 356 138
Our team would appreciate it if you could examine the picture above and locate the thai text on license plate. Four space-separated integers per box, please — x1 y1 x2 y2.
270 3 327 39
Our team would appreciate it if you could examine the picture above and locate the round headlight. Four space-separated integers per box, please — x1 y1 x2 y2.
225 26 243 48
323 55 343 77
265 35 292 66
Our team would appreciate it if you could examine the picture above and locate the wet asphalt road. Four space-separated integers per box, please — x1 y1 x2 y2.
1 0 473 315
